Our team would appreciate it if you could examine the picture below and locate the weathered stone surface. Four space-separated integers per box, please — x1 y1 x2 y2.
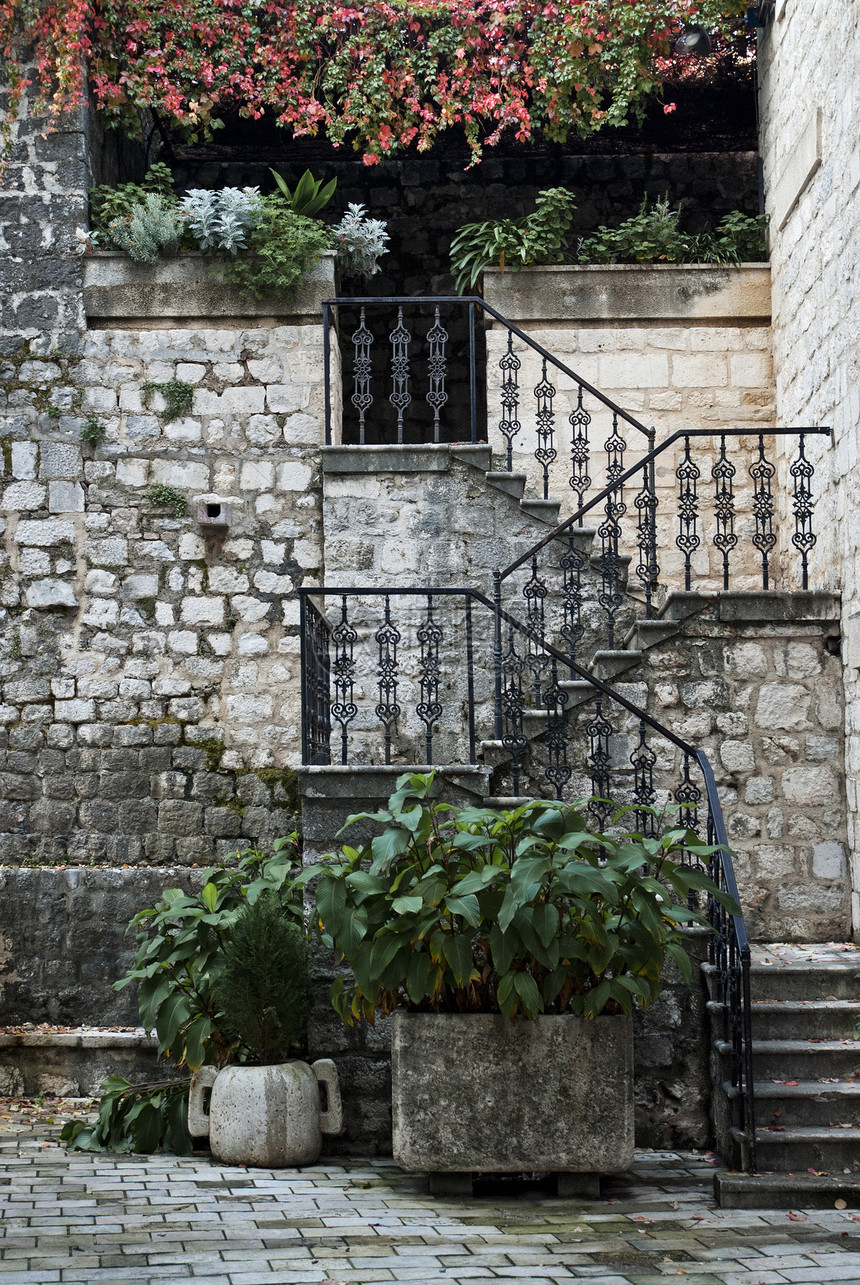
23 579 78 609
391 1012 634 1173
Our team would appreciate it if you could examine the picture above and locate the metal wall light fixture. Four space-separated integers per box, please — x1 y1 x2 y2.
674 24 712 55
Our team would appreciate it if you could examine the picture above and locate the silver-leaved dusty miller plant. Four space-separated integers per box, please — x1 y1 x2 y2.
331 203 390 279
179 188 263 255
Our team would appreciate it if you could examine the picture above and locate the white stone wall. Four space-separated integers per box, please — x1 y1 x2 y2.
758 0 860 926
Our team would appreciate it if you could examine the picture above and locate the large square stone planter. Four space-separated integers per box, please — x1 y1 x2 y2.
391 1011 634 1175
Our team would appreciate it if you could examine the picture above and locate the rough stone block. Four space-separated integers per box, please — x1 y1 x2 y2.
755 682 811 730
24 579 78 609
2 481 46 510
781 764 838 805
15 518 75 547
48 481 84 513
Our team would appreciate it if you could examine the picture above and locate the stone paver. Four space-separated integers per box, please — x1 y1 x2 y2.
2 1100 860 1284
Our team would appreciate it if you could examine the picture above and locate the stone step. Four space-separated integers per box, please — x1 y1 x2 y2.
725 1078 860 1127
715 1037 860 1080
484 470 526 500
659 590 713 623
729 1124 860 1175
558 680 599 709
588 551 632 583
622 618 680 651
482 796 533 809
590 649 643 681
715 1168 860 1209
702 956 860 1002
519 497 561 525
719 999 860 1040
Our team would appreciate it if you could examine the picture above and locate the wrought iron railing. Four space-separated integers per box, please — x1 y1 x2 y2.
495 425 832 660
299 581 756 1169
323 295 654 500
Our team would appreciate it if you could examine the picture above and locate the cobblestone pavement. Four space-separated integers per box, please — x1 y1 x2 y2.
2 1100 860 1284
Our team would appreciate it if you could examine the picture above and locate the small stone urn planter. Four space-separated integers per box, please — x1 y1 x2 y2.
392 1012 633 1192
188 1059 342 1167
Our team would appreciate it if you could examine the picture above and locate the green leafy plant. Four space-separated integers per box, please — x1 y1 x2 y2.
142 378 195 422
60 1076 192 1155
79 415 106 446
215 893 310 1065
107 193 184 265
224 195 330 300
89 162 176 237
578 197 768 265
450 187 577 293
305 772 738 1026
115 839 303 1073
148 483 188 518
269 168 337 218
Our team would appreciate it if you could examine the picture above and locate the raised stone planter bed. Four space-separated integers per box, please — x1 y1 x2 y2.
83 249 337 323
0 1027 160 1097
483 262 771 325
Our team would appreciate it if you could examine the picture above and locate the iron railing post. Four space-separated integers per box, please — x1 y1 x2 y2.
322 302 332 446
492 570 503 739
299 593 309 763
741 948 757 1172
464 593 477 763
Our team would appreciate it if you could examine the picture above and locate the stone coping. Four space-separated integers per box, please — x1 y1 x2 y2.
83 250 337 322
0 1028 156 1049
322 443 491 474
715 589 840 623
483 262 771 325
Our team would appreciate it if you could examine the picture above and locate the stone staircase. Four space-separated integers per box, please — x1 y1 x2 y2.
709 943 860 1208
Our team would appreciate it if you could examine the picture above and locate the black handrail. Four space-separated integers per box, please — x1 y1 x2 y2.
498 424 832 582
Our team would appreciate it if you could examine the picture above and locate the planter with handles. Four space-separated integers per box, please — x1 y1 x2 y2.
188 1059 342 1167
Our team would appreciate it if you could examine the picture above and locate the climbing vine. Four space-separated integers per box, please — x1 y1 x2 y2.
1 1 747 165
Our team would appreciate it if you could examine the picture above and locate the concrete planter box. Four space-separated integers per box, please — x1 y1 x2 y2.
83 250 337 322
483 262 771 325
391 1011 634 1175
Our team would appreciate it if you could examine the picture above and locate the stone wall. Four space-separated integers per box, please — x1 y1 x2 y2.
758 0 860 928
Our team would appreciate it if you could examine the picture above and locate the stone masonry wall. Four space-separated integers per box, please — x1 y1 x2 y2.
758 1 860 927
0 323 325 864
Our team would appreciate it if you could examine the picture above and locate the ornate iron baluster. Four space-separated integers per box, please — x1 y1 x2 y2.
389 306 411 444
331 595 358 766
598 413 627 647
791 432 816 590
634 462 659 619
416 593 443 763
351 307 373 445
375 595 401 764
586 691 614 830
750 434 777 589
630 718 657 837
500 625 528 795
425 307 448 444
533 357 557 499
498 329 521 471
712 434 738 591
543 658 571 798
675 752 702 834
676 435 700 592
568 386 591 520
523 555 548 707
560 531 586 663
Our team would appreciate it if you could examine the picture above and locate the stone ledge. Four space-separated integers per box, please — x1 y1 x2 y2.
83 250 337 323
322 444 491 474
0 1029 155 1049
716 589 840 623
483 263 771 325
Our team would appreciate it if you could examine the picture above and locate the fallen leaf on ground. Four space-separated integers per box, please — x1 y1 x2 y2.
836 1199 848 1209
787 1211 807 1221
